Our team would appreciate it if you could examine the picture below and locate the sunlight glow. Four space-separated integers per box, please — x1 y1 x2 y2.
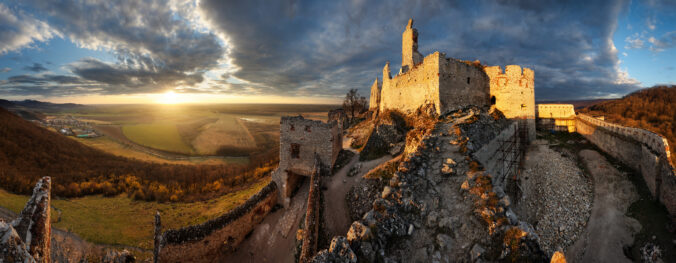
157 91 181 104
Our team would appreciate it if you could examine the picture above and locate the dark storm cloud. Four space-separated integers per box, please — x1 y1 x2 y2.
22 63 47 72
200 0 638 100
7 0 224 95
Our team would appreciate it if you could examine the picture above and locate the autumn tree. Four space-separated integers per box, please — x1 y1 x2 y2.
342 89 367 120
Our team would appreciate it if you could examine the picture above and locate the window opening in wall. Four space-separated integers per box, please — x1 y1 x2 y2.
305 125 311 132
490 96 496 105
291 143 300 158
467 77 470 84
290 124 295 131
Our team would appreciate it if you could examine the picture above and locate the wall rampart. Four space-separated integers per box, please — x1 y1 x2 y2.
156 182 278 262
299 157 322 263
438 58 491 114
485 65 535 141
576 114 676 217
379 53 441 114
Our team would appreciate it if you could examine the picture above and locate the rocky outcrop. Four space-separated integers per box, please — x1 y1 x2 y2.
359 112 407 161
1 177 51 263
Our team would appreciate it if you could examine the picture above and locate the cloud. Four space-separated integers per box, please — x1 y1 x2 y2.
0 3 57 54
22 63 47 72
0 0 644 100
625 35 645 49
0 67 10 73
198 0 638 100
648 31 676 52
13 0 225 94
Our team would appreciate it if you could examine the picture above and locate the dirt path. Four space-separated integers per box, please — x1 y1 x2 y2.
566 149 641 263
323 152 393 238
220 181 310 263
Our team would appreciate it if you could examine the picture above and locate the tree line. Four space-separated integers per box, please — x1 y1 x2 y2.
579 85 676 164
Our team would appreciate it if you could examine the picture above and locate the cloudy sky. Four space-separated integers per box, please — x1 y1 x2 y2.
0 0 675 104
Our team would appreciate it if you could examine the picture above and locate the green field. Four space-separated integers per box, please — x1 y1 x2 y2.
122 123 194 154
0 179 270 249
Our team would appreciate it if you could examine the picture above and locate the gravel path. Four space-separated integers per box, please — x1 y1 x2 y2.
566 149 641 263
516 140 593 255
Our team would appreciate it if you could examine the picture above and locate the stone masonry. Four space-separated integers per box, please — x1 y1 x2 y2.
374 19 491 116
272 116 342 206
484 65 536 141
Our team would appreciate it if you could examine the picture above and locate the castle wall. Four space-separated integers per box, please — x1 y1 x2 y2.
576 114 676 217
379 53 440 115
474 122 525 188
369 79 381 111
158 182 278 262
272 116 341 206
299 159 322 263
537 104 575 119
438 58 491 114
485 65 536 141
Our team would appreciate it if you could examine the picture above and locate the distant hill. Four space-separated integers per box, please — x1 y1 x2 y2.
579 85 676 163
0 107 273 202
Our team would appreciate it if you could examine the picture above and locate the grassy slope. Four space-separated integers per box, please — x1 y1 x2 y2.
0 179 270 249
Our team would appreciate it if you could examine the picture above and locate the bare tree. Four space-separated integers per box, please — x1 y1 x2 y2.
342 89 367 120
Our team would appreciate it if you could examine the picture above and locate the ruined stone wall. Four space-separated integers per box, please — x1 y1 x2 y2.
537 104 575 119
576 114 676 217
379 53 440 115
485 65 535 141
299 159 322 263
438 58 491 114
369 78 381 111
278 116 341 175
473 122 525 188
157 182 278 262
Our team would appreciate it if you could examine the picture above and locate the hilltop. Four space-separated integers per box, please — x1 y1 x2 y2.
580 85 676 163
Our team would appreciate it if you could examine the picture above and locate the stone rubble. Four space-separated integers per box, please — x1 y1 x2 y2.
516 143 593 255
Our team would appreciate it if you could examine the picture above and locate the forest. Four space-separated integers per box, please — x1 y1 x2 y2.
0 107 278 202
579 85 676 164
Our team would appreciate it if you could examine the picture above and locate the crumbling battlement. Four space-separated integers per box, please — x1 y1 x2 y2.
374 19 491 116
273 116 341 206
485 65 536 141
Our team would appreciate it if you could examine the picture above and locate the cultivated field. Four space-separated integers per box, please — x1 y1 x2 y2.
123 122 194 154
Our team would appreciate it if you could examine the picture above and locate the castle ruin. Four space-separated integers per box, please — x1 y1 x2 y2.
272 116 342 206
369 19 535 142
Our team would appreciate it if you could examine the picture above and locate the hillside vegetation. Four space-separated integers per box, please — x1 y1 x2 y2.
579 85 676 164
0 107 277 202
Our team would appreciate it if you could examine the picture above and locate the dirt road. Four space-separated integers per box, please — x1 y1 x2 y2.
566 149 641 262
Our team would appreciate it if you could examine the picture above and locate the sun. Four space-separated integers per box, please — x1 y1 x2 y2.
157 90 180 104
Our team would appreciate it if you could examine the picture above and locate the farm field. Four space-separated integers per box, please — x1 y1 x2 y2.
55 103 336 163
0 178 271 249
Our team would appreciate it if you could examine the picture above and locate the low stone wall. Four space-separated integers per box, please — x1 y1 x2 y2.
576 114 676 217
299 159 322 263
156 182 278 262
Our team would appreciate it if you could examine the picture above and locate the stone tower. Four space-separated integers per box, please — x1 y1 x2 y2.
484 65 536 142
401 19 423 73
